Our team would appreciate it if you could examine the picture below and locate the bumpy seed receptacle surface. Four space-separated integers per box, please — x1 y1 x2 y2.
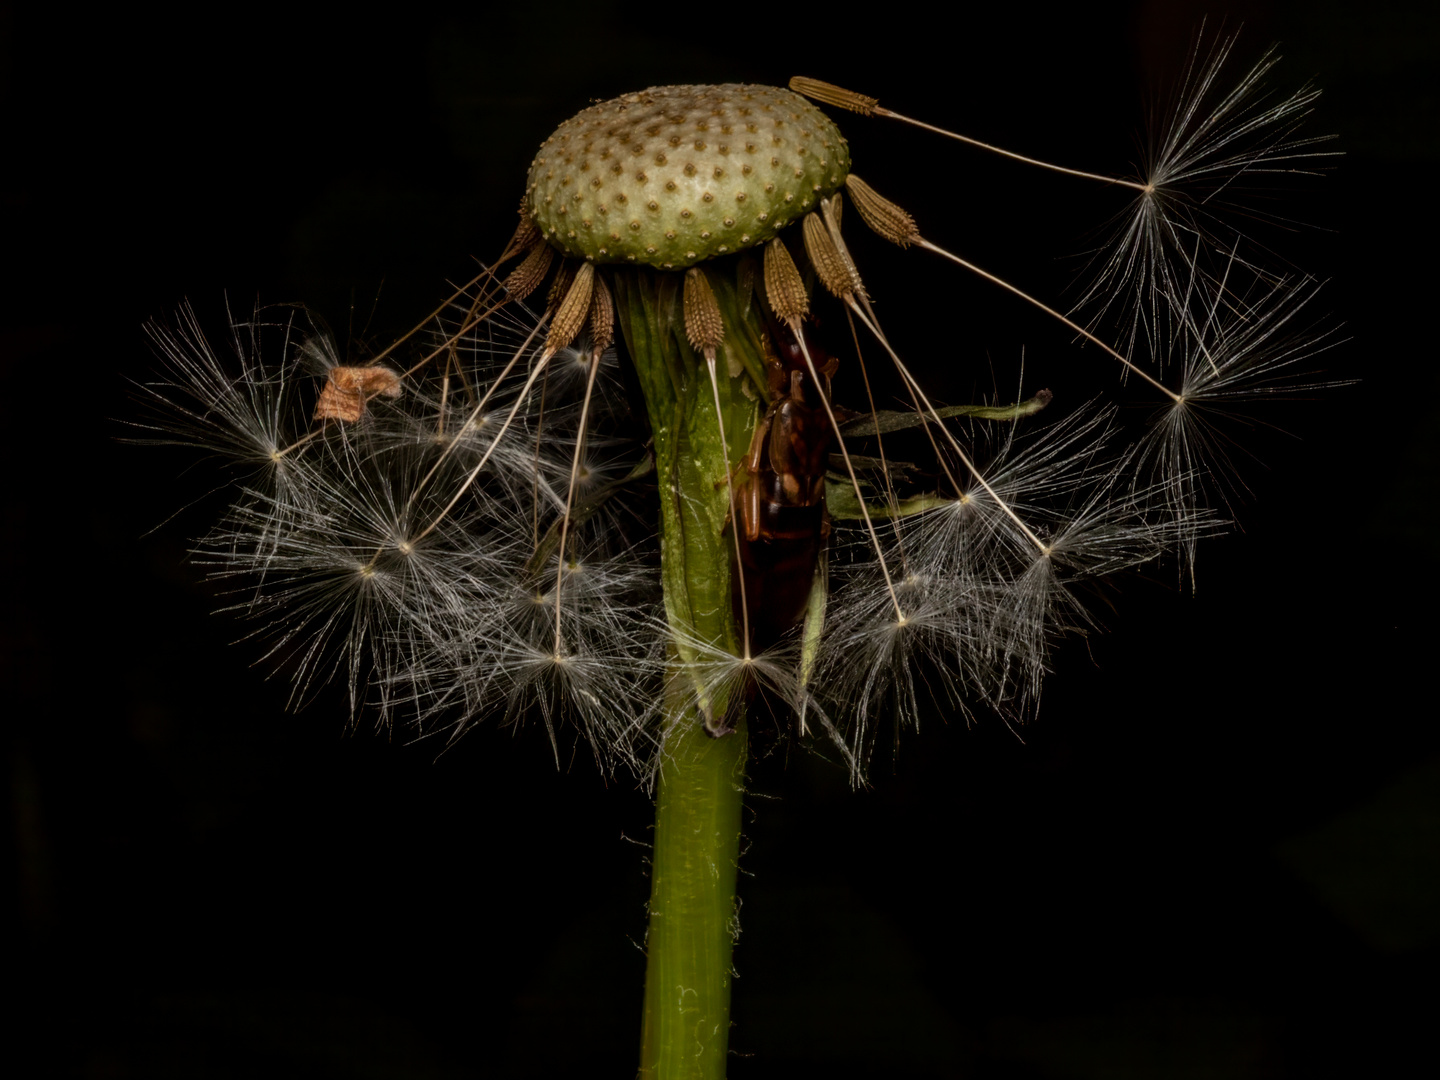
527 84 850 270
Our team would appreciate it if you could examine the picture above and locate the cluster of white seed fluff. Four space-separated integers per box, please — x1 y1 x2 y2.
138 35 1339 784
141 297 665 773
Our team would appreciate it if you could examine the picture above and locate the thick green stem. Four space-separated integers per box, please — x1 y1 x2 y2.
613 265 767 1079
639 710 748 1079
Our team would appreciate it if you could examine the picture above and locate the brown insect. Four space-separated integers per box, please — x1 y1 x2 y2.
734 319 837 652
313 365 403 424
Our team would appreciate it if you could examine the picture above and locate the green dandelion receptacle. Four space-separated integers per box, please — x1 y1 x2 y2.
526 84 851 268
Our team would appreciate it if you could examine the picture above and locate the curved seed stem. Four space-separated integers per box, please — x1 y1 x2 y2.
845 300 1053 557
408 349 555 548
790 321 906 622
552 349 604 655
917 239 1182 403
403 316 548 519
876 106 1153 193
843 307 908 567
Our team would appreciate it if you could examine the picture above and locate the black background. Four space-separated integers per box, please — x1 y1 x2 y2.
5 1 1438 1076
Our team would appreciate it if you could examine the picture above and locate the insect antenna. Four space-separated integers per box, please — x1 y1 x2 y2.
363 211 541 374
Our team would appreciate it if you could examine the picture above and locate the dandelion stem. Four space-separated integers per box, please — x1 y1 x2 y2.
613 265 759 1077
639 707 747 1080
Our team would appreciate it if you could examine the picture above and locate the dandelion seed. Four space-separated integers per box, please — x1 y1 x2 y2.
199 434 487 725
135 300 311 476
1075 29 1340 359
1133 265 1343 568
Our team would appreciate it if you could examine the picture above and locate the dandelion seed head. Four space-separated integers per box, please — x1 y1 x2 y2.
142 48 1337 779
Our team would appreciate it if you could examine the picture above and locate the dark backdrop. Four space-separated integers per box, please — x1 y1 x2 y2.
5 1 1437 1076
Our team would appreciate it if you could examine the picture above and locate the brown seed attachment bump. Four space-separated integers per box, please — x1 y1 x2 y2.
788 76 879 117
845 174 921 247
